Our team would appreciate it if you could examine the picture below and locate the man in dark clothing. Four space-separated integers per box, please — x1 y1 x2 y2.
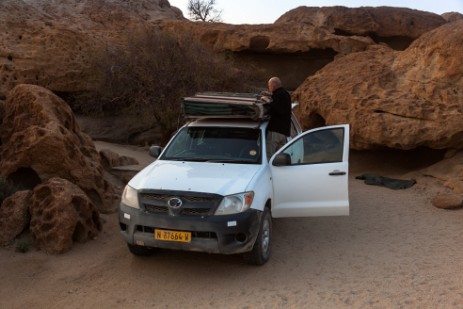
261 77 292 159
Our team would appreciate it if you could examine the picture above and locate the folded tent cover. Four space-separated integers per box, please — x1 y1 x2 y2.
182 92 270 119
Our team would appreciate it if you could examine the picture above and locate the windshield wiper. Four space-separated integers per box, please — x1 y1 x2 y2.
165 157 258 164
166 157 209 162
206 159 257 164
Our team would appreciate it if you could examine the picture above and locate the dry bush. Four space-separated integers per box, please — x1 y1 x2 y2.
76 28 258 143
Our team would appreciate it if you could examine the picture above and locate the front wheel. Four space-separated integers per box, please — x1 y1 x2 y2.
244 208 272 265
127 243 156 256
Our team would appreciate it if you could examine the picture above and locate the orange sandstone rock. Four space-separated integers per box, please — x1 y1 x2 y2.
28 177 101 254
0 84 116 213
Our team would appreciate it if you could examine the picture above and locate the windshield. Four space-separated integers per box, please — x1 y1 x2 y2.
160 127 262 164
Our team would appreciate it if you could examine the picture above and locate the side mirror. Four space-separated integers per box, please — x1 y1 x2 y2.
148 146 162 158
272 153 291 166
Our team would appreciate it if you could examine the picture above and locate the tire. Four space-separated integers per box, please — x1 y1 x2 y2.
244 208 272 265
127 243 156 256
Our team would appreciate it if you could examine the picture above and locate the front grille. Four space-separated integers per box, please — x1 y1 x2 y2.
140 190 222 217
142 193 217 204
144 204 168 214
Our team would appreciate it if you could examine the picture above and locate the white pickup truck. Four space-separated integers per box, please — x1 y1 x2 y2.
119 93 350 265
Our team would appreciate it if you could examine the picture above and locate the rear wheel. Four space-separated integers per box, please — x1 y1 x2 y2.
127 243 156 256
244 208 272 265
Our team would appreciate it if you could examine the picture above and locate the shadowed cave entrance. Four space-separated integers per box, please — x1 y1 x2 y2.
351 147 447 177
301 113 447 175
7 167 42 190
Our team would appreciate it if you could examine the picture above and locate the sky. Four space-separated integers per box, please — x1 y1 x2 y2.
168 0 463 24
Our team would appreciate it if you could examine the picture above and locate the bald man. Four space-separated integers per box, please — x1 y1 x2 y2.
261 77 291 159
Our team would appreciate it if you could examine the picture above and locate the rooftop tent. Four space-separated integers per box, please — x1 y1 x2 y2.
182 92 270 119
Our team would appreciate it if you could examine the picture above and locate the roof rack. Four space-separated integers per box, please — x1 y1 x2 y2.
182 92 270 120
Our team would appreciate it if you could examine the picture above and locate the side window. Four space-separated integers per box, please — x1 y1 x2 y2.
281 128 344 165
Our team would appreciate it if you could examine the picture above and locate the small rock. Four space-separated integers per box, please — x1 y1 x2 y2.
431 194 463 209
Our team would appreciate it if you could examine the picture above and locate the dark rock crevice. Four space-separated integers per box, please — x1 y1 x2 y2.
7 167 42 190
350 147 447 175
334 28 413 50
368 33 414 50
235 49 337 90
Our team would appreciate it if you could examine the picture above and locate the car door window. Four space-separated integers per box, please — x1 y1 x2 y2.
281 128 344 165
270 125 349 218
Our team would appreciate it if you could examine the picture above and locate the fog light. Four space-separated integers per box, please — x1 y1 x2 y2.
235 233 247 243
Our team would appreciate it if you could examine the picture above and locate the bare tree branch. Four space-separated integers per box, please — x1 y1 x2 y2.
187 0 222 22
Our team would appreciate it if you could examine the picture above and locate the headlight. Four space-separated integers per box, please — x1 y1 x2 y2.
215 192 254 215
121 185 140 209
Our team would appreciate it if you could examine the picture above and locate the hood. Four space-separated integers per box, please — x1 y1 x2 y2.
128 160 262 196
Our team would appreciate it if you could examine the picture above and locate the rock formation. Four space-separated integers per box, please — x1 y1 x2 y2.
0 3 451 96
28 178 101 254
419 150 463 194
441 12 463 22
157 6 447 89
276 6 446 45
0 191 31 246
99 148 139 169
1 2 459 147
0 84 116 213
0 177 103 252
0 0 184 98
292 20 463 150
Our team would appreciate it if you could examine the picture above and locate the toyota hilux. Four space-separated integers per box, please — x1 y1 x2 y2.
119 93 350 265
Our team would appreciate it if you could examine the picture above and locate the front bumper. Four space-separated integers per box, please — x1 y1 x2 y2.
119 203 262 255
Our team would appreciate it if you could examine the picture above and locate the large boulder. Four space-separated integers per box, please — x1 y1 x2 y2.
28 177 101 254
292 20 463 150
0 84 116 213
441 12 463 22
420 150 463 194
276 6 446 43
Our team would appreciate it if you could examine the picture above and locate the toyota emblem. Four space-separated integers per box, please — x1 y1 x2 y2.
167 197 183 209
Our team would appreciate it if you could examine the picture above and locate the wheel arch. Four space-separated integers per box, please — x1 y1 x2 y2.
265 199 272 213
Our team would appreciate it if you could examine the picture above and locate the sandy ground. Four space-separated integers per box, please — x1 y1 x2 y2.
1 143 463 309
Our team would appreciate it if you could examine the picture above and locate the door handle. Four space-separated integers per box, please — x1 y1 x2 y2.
329 170 346 176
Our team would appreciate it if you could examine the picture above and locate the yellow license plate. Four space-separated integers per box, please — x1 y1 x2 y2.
154 229 192 243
